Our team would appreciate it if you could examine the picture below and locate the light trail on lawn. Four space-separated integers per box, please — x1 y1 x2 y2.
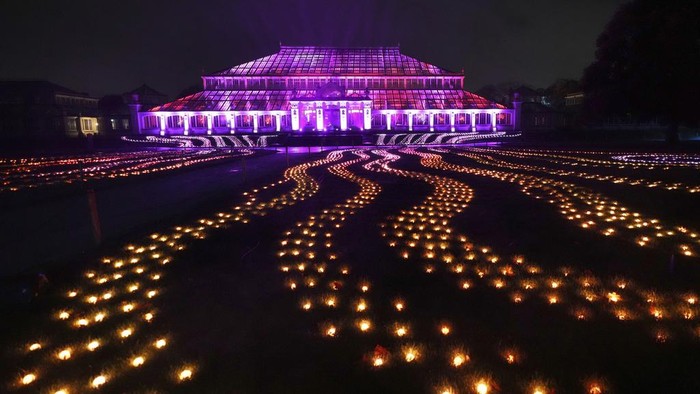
7 149 351 393
428 147 699 258
458 147 700 194
0 149 255 193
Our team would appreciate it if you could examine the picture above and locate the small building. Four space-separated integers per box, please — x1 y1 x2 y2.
136 46 518 135
520 101 566 131
511 86 549 106
99 84 167 135
564 92 584 107
0 80 99 137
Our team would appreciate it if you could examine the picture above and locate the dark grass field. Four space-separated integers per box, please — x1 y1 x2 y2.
2 144 700 393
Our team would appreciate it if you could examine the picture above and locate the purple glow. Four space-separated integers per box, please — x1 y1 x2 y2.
138 46 518 135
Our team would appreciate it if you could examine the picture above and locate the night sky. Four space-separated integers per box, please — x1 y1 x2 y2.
0 0 625 98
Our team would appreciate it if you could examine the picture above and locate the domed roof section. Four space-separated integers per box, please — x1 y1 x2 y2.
208 46 461 77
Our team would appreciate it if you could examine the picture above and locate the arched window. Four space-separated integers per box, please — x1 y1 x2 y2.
414 113 429 126
455 113 469 125
236 115 253 128
260 115 274 129
371 114 386 127
142 115 159 130
191 115 207 129
496 113 512 125
435 113 448 125
213 115 228 128
167 115 183 129
394 113 409 127
476 113 491 125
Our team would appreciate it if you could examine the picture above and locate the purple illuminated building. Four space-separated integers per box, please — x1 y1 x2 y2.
136 46 520 135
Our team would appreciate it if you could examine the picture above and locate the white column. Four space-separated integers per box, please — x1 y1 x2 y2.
450 112 455 132
316 105 324 131
363 101 371 131
491 111 497 132
275 114 281 132
470 112 476 132
206 113 212 135
291 103 300 131
429 112 434 132
340 102 348 131
229 112 236 134
408 112 413 131
159 114 166 136
253 113 259 133
183 114 190 135
386 113 392 131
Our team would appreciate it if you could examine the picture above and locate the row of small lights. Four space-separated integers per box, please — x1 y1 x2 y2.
379 148 700 393
1 149 253 192
278 149 383 340
404 147 700 329
476 147 700 170
464 147 700 194
275 150 553 393
363 149 605 394
12 149 352 392
429 148 698 257
612 153 700 167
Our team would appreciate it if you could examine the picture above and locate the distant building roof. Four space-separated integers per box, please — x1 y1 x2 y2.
511 86 542 98
0 80 91 97
209 46 461 77
522 101 562 113
124 84 166 98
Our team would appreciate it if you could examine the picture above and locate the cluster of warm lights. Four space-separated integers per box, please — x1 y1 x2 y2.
467 147 700 194
11 145 698 393
425 147 700 257
9 150 356 391
0 149 255 193
612 153 700 168
363 147 700 392
411 150 700 326
476 147 699 170
276 151 390 349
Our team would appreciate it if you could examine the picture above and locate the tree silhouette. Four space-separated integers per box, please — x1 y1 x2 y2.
582 0 700 142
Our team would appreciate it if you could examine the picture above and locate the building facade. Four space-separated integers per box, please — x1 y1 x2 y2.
0 81 99 137
137 46 518 135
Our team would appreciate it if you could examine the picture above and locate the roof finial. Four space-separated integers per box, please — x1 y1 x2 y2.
279 40 282 48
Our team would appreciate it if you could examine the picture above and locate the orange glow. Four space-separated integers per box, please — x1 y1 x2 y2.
57 348 72 360
87 340 100 351
607 292 621 303
475 379 490 394
372 354 386 367
451 352 469 367
21 373 36 385
131 355 146 367
91 375 107 388
358 319 372 332
178 368 193 381
403 346 419 362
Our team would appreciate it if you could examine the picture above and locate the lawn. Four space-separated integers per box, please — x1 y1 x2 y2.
3 145 700 393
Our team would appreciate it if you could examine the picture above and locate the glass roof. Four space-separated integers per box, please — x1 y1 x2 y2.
149 89 504 112
209 46 461 77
